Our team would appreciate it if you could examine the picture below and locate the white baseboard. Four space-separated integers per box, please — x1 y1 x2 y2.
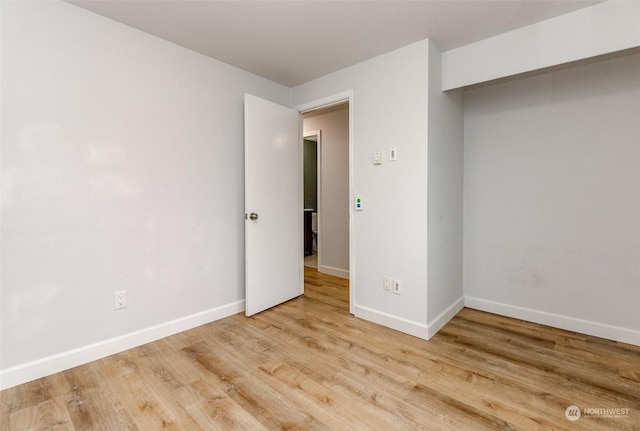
354 305 430 340
464 296 640 346
319 264 349 279
354 297 463 341
0 300 245 390
427 296 465 338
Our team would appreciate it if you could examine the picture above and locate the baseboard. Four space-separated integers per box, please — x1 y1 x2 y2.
354 305 430 340
427 296 465 339
319 264 349 279
354 296 464 341
0 300 245 390
464 296 640 346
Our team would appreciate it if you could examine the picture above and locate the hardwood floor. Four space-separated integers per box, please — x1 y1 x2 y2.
2 267 639 430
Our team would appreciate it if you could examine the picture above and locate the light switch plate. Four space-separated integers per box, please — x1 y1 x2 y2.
373 151 382 165
390 146 398 161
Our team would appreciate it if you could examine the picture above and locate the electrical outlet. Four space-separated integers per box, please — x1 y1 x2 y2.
383 276 392 291
114 290 127 310
393 279 401 295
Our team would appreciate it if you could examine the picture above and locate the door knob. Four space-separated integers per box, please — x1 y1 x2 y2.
249 212 259 220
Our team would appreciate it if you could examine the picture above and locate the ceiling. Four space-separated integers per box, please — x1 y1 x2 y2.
67 0 601 87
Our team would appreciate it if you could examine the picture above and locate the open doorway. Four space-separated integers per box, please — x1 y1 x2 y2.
301 101 350 308
303 131 320 269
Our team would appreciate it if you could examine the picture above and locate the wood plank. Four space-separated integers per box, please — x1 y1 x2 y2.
60 364 139 431
173 380 270 431
9 398 74 431
96 346 201 431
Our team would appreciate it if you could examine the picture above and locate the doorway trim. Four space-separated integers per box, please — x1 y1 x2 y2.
295 89 355 315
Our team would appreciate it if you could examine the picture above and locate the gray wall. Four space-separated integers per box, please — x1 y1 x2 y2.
426 41 464 327
464 52 640 336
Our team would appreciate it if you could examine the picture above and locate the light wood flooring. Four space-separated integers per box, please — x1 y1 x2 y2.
304 252 317 269
2 267 639 430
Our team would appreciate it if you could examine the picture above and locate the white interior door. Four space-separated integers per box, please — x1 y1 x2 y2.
244 94 303 316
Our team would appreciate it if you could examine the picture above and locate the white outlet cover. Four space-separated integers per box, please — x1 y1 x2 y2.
383 276 392 291
114 290 127 310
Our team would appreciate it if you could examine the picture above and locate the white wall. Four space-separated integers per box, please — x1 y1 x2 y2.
293 40 430 334
464 51 640 344
303 106 349 278
1 1 290 388
426 42 465 332
294 40 463 339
